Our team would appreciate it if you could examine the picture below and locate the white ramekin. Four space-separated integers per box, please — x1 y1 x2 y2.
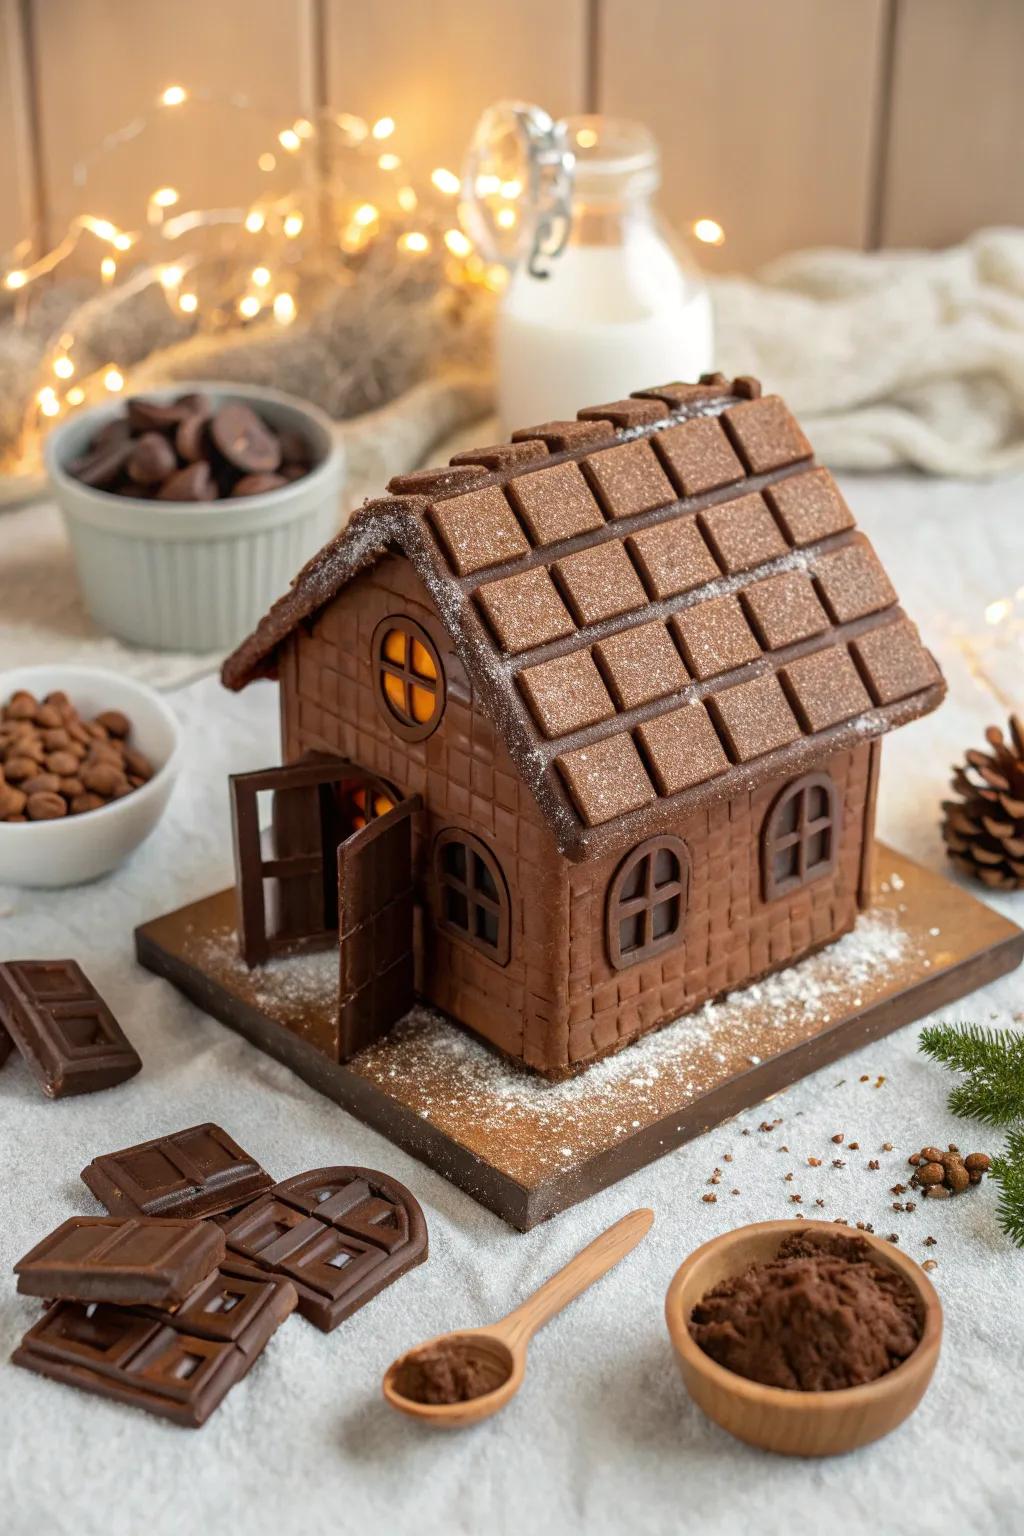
0 664 181 887
44 382 345 653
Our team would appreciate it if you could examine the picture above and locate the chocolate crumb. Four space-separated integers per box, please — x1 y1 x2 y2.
790 1194 802 1203
882 1142 894 1152
891 1183 908 1195
868 1160 880 1171
924 1236 937 1247
922 1259 938 1272
859 1075 870 1082
815 1198 825 1208
723 1154 733 1163
848 1142 860 1151
905 1201 916 1212
833 1159 846 1168
807 1157 822 1167
731 1188 740 1196
702 1192 717 1204
784 1172 794 1182
831 1133 844 1144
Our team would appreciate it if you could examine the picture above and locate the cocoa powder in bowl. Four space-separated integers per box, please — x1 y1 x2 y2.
688 1231 922 1391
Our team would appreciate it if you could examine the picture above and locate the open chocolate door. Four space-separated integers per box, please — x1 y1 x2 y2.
230 758 398 967
337 797 421 1058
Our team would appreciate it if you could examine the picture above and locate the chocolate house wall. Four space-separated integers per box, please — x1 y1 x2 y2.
278 555 878 1077
278 555 570 1070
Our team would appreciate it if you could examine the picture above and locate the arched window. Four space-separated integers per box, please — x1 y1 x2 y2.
606 836 690 971
435 830 511 966
762 772 840 901
372 617 446 742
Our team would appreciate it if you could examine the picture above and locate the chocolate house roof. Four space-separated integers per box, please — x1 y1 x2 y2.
223 375 945 861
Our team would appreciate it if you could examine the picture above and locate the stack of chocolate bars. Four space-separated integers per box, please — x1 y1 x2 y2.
12 1122 428 1426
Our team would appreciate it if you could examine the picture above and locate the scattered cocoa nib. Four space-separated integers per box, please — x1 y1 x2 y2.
848 1142 860 1151
790 1194 802 1204
892 1203 904 1212
905 1201 916 1212
855 1222 875 1233
882 1143 894 1152
814 1198 825 1208
831 1133 844 1144
784 1172 794 1182
807 1157 822 1167
832 1159 846 1168
730 1188 740 1196
887 1234 899 1244
868 1160 880 1171
891 1183 908 1195
859 1075 870 1082
924 1236 937 1247
778 1145 789 1153
723 1154 733 1163
701 1193 717 1204
922 1259 938 1272
874 1076 886 1088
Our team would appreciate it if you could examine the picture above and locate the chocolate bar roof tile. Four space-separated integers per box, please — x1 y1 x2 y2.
627 518 721 599
450 439 549 471
551 540 648 627
578 397 667 428
783 646 873 731
475 567 575 654
673 595 761 680
723 395 813 474
593 622 688 711
556 734 656 826
583 439 676 520
387 464 488 497
637 703 729 796
765 467 854 546
223 376 945 861
430 484 530 575
699 492 789 573
654 416 746 496
742 570 829 650
710 674 802 762
814 540 898 623
507 460 605 546
852 619 943 705
518 651 616 739
511 419 613 451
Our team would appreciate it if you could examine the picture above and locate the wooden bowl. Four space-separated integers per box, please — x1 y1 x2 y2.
665 1221 942 1457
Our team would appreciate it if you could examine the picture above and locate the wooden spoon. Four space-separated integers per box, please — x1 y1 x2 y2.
383 1207 654 1428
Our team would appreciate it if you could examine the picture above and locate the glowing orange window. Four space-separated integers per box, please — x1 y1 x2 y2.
372 617 446 742
344 782 396 832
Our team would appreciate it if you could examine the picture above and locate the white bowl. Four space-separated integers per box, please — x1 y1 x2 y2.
44 382 345 653
0 665 182 887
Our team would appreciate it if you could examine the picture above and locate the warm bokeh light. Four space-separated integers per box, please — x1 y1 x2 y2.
396 186 417 213
353 203 379 227
431 167 461 196
500 179 522 199
377 153 400 171
293 118 314 140
693 217 725 246
66 386 85 406
161 85 187 107
104 367 125 392
444 228 472 258
113 233 133 252
159 265 184 289
371 116 395 140
496 207 517 230
244 211 265 234
399 231 430 254
178 292 198 313
238 295 261 318
4 270 27 290
283 213 304 238
53 357 74 379
150 187 180 209
273 293 297 325
576 127 598 149
100 256 116 280
37 387 60 417
252 266 271 288
278 128 301 153
258 152 276 173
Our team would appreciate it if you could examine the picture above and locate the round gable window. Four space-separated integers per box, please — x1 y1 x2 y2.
372 617 446 742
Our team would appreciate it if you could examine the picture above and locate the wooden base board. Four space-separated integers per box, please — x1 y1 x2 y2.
135 844 1023 1231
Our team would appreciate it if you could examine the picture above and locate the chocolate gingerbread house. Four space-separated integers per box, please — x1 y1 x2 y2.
222 375 945 1079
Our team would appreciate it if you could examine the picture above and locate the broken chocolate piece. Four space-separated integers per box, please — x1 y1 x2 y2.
12 1263 296 1427
15 1216 226 1307
0 960 141 1099
219 1166 427 1332
81 1123 272 1219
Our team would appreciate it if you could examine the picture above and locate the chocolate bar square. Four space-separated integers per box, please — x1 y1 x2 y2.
0 960 140 1098
81 1123 272 1220
15 1216 225 1307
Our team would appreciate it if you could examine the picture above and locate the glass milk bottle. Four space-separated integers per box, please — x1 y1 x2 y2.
467 109 714 432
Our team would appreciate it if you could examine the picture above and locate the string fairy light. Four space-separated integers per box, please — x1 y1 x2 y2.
1 94 497 463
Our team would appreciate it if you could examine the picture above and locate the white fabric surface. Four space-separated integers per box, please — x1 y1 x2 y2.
1 471 1023 1536
714 229 1024 477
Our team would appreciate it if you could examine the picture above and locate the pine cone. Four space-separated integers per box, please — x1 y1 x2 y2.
942 714 1024 890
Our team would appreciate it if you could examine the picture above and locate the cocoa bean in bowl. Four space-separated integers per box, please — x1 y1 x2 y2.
44 383 344 652
0 667 181 888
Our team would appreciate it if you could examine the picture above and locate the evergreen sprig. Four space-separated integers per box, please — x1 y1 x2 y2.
991 1128 1024 1249
918 1020 1024 1247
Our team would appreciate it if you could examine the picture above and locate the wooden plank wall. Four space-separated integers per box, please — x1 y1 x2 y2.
1 0 1021 274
